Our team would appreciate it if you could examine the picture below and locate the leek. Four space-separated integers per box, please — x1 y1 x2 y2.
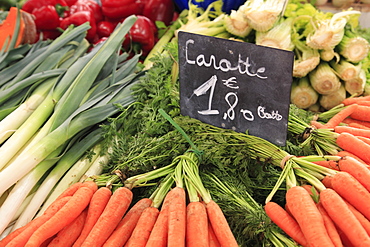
224 9 252 38
308 61 341 95
255 18 294 51
290 77 319 109
238 0 287 32
319 83 346 110
306 10 361 50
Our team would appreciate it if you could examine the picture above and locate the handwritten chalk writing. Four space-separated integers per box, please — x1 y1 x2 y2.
194 75 220 115
223 77 239 89
223 92 238 120
257 106 283 121
185 39 268 79
240 109 254 121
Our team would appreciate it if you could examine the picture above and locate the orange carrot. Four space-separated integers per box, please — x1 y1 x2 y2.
336 132 370 163
336 151 368 166
335 125 370 138
53 182 84 201
310 120 325 129
167 187 187 247
331 172 370 221
342 96 370 106
350 105 370 122
47 209 88 247
124 206 160 247
81 187 133 247
313 160 339 170
103 198 152 247
316 202 343 247
208 221 221 247
186 201 209 247
342 118 370 128
24 187 94 247
322 176 333 188
145 194 171 247
357 136 370 147
319 188 370 246
264 201 308 246
336 156 370 192
344 200 370 236
348 122 370 130
286 186 335 247
322 104 358 129
73 187 112 247
206 199 239 247
4 196 72 247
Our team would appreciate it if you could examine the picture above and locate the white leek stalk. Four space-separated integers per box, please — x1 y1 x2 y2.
308 61 341 95
0 80 54 144
239 0 287 32
306 10 361 50
290 77 319 109
256 18 294 51
224 9 252 38
319 83 346 110
344 68 366 96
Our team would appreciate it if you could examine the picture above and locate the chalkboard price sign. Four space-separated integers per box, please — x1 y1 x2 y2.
178 31 294 146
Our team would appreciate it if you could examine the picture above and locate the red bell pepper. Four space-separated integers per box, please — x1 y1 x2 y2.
101 0 146 20
68 0 103 23
142 0 175 26
60 10 96 42
123 15 157 57
32 5 62 30
22 0 68 13
96 21 115 38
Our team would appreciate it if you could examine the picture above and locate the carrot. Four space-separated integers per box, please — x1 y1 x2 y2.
336 156 370 192
80 181 98 193
206 199 239 247
357 136 370 147
344 200 370 236
0 7 25 51
336 151 369 166
350 105 370 122
47 209 88 247
322 104 358 129
335 125 370 138
331 172 370 221
313 160 339 170
4 196 72 247
186 201 209 247
342 96 370 106
337 228 356 247
348 122 370 130
81 186 133 247
316 202 343 247
103 198 152 247
342 118 370 128
54 182 84 201
310 120 325 129
336 132 370 163
24 186 94 247
39 236 55 247
73 187 112 247
124 206 159 247
319 188 370 247
208 221 221 247
264 201 308 246
145 195 171 247
321 176 333 188
167 187 187 247
286 186 335 247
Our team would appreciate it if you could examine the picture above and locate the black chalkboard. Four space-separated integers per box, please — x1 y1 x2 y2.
178 31 294 146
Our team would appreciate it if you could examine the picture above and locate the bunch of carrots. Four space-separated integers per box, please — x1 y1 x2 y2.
264 95 370 247
0 150 239 247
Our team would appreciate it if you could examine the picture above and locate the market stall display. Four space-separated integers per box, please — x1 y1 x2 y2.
1 0 370 246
